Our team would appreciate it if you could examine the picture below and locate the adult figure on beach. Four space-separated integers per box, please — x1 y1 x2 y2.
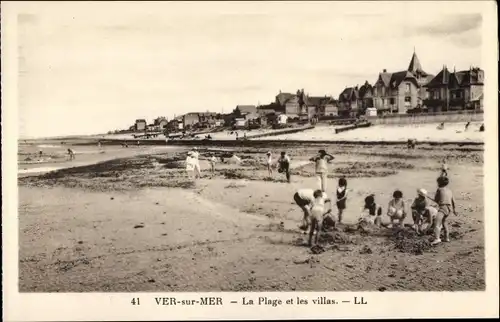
67 148 75 161
190 147 202 178
310 149 335 192
277 151 291 183
185 152 198 180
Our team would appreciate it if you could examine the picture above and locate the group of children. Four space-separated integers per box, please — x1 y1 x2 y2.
294 156 457 247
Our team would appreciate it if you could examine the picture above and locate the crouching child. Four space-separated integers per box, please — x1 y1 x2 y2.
358 194 383 227
308 189 332 247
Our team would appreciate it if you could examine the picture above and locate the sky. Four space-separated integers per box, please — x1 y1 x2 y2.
12 1 488 138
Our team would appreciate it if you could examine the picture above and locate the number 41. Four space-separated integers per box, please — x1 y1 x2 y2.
131 298 140 305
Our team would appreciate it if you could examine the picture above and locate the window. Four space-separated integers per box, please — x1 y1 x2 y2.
381 87 385 96
382 98 385 106
404 97 411 107
390 98 395 105
405 83 411 93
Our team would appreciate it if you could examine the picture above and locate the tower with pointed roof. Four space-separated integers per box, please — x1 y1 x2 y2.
371 49 434 114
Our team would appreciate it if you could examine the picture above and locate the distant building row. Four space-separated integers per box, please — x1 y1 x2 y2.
131 51 484 132
337 51 484 117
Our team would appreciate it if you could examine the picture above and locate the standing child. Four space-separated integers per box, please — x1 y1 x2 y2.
336 177 348 224
277 152 291 183
440 158 448 177
308 189 332 247
387 190 407 228
266 151 273 177
431 176 457 245
310 149 335 192
209 154 217 174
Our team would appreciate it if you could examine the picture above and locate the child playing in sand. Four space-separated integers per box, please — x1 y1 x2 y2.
411 188 430 233
431 176 457 245
310 149 335 192
358 194 383 226
387 190 407 228
336 177 348 224
266 151 273 177
440 158 448 177
308 189 333 247
209 154 217 174
294 188 331 231
277 152 291 183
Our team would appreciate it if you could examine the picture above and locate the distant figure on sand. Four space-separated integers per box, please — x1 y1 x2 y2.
479 123 484 132
437 122 445 130
464 122 471 131
209 154 217 174
266 151 273 177
407 139 417 149
335 177 348 224
97 141 102 148
190 147 202 178
440 158 448 177
185 152 198 180
39 150 43 157
277 151 291 183
67 148 75 161
310 149 335 192
431 176 457 245
387 190 407 228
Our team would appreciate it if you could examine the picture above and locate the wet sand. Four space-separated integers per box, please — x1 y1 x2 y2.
18 143 485 292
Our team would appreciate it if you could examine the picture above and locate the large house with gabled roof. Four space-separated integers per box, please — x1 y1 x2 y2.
372 51 434 114
424 66 484 112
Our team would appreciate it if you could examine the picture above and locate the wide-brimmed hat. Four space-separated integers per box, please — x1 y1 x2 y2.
417 188 427 197
266 151 271 155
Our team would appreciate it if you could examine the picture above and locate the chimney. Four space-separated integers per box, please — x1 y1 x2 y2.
383 69 387 73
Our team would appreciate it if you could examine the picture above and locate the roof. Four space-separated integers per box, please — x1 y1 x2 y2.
339 87 359 101
257 108 276 115
358 81 373 98
378 72 392 87
236 105 257 114
276 92 294 106
389 70 417 88
425 67 451 87
407 52 429 76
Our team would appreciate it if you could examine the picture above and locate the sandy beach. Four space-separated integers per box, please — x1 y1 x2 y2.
18 141 484 292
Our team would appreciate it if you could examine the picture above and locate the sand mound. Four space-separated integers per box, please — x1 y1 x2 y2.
391 228 432 255
319 231 357 245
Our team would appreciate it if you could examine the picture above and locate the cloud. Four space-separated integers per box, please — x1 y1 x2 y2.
405 14 482 37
